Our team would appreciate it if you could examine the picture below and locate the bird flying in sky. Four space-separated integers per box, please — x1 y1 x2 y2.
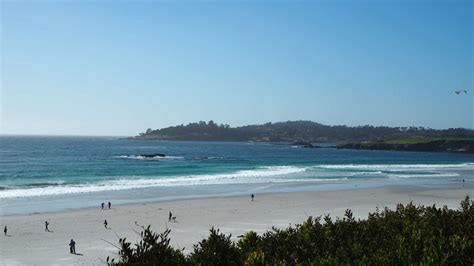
454 90 468 95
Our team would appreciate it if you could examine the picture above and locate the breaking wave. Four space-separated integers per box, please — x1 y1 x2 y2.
0 166 308 199
315 163 474 171
1 162 471 199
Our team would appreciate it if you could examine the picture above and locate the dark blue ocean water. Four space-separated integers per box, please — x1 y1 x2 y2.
1 136 473 215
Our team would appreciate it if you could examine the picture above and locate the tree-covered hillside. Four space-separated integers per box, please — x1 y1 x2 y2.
131 120 474 143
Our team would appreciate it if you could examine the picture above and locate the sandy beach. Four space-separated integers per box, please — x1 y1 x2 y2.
0 184 472 265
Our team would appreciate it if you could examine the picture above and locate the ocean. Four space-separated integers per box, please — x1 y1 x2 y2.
1 136 473 215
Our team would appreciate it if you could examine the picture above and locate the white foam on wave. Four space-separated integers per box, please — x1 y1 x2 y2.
2 162 470 199
313 163 470 180
316 163 474 171
0 166 308 199
387 172 460 179
348 171 383 176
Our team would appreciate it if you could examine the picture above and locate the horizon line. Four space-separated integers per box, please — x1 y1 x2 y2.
0 133 130 138
1 120 474 137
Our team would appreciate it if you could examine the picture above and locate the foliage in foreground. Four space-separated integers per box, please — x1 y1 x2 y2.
107 196 474 265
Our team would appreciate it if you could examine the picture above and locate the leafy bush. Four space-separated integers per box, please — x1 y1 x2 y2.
107 226 186 265
189 227 241 265
109 196 474 265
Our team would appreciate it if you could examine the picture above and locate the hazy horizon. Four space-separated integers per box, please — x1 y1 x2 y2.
1 1 472 136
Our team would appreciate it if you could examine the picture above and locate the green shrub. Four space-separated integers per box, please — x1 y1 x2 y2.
189 227 241 265
109 196 474 265
107 226 186 265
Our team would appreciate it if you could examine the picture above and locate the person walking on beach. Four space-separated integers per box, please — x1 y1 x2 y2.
104 219 108 229
168 211 172 222
3 226 7 236
69 239 76 254
108 202 111 209
101 202 104 209
251 194 254 201
45 221 50 232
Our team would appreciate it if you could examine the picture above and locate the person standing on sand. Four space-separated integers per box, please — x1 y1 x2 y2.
45 221 50 232
104 219 108 228
69 239 76 254
169 211 172 221
4 226 7 236
251 194 254 201
101 202 104 209
108 202 111 209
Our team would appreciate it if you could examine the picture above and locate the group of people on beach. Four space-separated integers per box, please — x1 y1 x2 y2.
68 203 113 254
3 195 259 257
3 200 115 257
4 219 51 236
101 201 112 210
67 201 113 254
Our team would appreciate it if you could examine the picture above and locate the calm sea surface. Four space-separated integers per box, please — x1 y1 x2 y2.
1 136 473 215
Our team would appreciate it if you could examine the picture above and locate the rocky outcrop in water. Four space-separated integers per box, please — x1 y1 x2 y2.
141 153 166 158
292 141 315 148
337 139 474 154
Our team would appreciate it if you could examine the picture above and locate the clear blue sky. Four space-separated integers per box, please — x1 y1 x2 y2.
1 0 472 136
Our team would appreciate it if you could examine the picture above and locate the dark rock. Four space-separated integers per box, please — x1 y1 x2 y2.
141 153 166 158
337 139 474 154
292 141 314 148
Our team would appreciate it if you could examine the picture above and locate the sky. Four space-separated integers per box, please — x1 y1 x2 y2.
1 0 473 136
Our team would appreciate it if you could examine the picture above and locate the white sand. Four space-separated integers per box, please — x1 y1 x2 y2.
0 185 472 265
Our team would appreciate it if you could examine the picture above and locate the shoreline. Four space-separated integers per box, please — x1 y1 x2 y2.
1 184 472 265
1 179 468 217
0 183 474 218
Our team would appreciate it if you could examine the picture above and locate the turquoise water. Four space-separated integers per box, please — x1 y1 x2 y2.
1 136 473 215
